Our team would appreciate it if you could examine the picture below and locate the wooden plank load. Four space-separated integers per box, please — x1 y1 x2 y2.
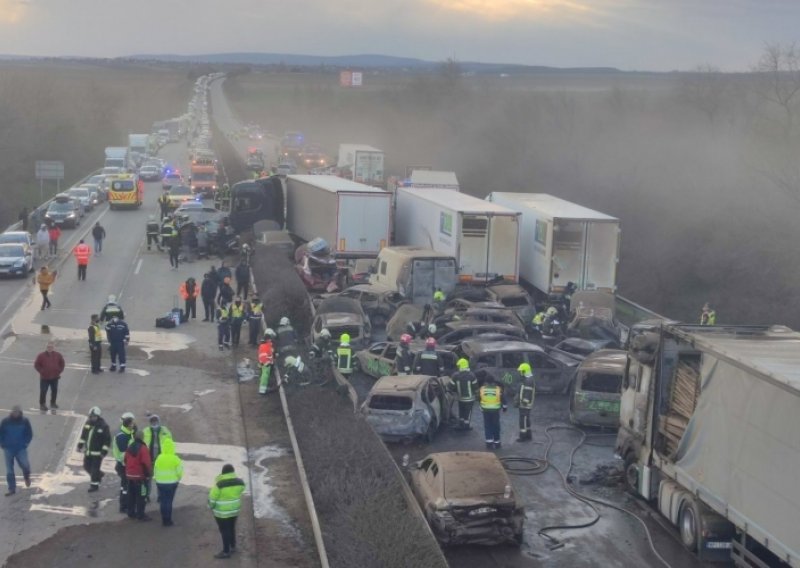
659 358 701 456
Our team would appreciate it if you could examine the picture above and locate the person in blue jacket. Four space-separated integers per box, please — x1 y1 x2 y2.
0 406 33 496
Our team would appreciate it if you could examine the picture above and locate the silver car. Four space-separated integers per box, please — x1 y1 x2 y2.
0 243 33 278
67 187 93 212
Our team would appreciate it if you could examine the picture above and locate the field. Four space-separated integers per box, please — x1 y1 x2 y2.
0 61 193 228
225 68 800 328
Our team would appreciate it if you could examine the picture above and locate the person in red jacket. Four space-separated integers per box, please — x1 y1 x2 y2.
179 277 199 320
47 225 61 257
73 239 91 281
124 430 152 521
33 341 65 411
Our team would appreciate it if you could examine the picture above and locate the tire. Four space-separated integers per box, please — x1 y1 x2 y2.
679 500 701 552
624 452 639 495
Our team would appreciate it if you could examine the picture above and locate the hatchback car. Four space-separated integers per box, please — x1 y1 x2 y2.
316 284 407 327
0 243 33 278
44 194 81 228
354 341 457 379
361 374 455 443
460 339 579 393
138 165 163 181
0 231 33 249
569 349 626 428
409 451 525 546
311 296 371 349
67 186 93 212
166 185 195 209
437 321 527 347
485 284 537 325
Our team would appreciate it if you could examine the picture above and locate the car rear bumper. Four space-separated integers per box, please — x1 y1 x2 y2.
432 514 524 545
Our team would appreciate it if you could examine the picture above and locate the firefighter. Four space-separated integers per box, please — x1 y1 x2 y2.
432 288 446 314
113 412 137 513
158 190 170 220
246 297 264 347
258 330 275 395
77 406 111 492
100 294 125 322
414 337 444 377
105 316 130 373
336 333 353 375
283 355 308 386
88 314 103 374
146 215 161 251
310 328 332 360
479 376 507 450
452 358 478 430
394 333 415 375
276 316 297 355
700 303 716 325
516 363 535 442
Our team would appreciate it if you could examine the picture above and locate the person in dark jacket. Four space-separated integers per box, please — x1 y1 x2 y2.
125 430 152 520
217 277 234 307
168 231 181 270
234 261 250 300
88 314 103 374
18 207 29 232
33 341 65 411
201 273 218 322
217 262 232 283
146 216 161 251
394 334 415 375
105 316 130 373
0 406 33 496
91 222 106 255
77 406 111 492
413 338 444 377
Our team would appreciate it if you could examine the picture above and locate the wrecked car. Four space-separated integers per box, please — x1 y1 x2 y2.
437 321 527 348
314 283 408 327
361 374 454 443
433 307 526 332
409 451 525 546
485 283 536 324
547 337 619 363
354 341 457 380
569 349 626 428
311 296 371 349
295 237 346 292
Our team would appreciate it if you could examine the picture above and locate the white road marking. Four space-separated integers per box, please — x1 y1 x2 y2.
193 389 216 397
29 504 89 517
134 258 143 275
159 403 193 413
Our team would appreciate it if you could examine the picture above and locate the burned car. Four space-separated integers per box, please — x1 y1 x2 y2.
354 341 457 379
567 290 626 345
315 283 407 327
569 349 626 428
460 340 579 393
432 307 525 332
361 374 455 443
485 283 536 324
438 321 527 348
409 451 525 546
295 237 346 292
311 296 371 349
547 337 619 363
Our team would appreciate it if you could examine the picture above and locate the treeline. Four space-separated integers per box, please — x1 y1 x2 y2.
0 63 191 228
227 46 800 327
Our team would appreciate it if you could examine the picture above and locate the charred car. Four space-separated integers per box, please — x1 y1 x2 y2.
485 284 536 324
354 341 457 379
311 296 371 349
295 238 346 292
409 451 525 546
314 283 408 327
438 321 527 348
569 349 626 428
433 307 525 333
460 339 578 393
547 337 619 363
361 374 455 443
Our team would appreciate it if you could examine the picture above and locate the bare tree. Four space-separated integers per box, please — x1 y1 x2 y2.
753 42 800 136
678 65 729 125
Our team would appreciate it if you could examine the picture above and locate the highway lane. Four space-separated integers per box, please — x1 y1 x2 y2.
0 139 312 567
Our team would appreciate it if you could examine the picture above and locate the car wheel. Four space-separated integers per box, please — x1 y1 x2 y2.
678 499 701 552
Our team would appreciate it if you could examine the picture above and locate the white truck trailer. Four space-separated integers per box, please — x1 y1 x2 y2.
337 144 384 187
486 192 620 297
406 170 460 191
286 175 392 258
395 187 520 283
617 323 800 567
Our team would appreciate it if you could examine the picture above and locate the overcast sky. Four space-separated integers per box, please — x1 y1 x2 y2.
0 0 797 70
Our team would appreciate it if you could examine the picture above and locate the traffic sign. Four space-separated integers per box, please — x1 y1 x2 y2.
35 161 64 180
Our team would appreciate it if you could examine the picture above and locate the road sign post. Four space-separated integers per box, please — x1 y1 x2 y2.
35 160 65 202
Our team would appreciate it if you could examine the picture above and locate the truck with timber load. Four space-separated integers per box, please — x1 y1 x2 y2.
486 192 620 300
616 322 800 567
395 187 520 284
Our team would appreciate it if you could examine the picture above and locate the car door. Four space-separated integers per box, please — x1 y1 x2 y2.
411 458 435 511
529 351 569 393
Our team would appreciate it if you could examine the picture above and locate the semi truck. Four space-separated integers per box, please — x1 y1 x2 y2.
104 147 130 171
486 192 620 298
369 246 457 305
337 144 384 187
286 175 392 258
395 188 520 283
228 177 285 234
617 323 800 567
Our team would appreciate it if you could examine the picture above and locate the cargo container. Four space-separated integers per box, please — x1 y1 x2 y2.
337 144 384 187
617 323 800 567
395 188 520 283
486 193 620 296
286 175 391 258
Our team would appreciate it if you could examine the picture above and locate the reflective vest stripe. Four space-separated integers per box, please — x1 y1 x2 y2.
480 386 501 410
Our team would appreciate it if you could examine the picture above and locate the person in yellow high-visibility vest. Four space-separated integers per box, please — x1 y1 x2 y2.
479 375 507 450
516 363 535 442
153 438 183 526
337 333 353 375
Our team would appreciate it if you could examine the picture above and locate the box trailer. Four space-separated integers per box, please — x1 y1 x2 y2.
486 193 620 296
286 175 391 258
395 188 520 283
337 144 384 187
406 170 460 191
618 323 800 567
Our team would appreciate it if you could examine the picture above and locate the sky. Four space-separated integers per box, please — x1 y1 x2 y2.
0 0 798 70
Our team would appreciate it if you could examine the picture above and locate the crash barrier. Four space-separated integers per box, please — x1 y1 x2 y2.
332 367 359 413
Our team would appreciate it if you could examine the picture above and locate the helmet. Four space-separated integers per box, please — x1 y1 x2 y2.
546 307 558 317
456 358 469 371
120 412 135 422
518 362 532 376
425 337 436 348
400 333 412 345
284 355 297 368
340 333 351 346
264 328 276 339
280 316 290 326
108 295 116 304
319 328 331 340
427 323 437 335
89 406 102 417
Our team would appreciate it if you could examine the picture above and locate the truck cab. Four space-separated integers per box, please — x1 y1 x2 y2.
228 177 285 234
369 246 457 306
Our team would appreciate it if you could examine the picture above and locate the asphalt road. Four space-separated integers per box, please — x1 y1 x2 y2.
0 137 315 566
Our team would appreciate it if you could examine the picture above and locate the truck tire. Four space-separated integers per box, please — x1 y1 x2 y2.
679 499 701 552
623 452 639 495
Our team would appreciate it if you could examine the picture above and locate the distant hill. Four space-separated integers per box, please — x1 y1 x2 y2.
125 52 622 74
